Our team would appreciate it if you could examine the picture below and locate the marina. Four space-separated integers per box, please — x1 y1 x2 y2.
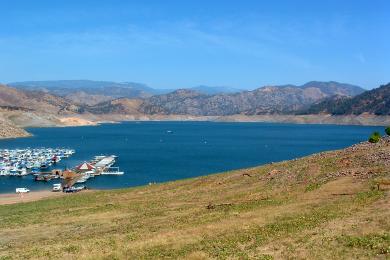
0 148 124 193
0 148 75 176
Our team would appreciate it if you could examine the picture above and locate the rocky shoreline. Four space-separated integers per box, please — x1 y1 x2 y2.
0 117 31 139
1 113 390 140
2 111 390 140
79 113 390 126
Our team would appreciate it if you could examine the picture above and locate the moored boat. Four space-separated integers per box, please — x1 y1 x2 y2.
101 167 124 175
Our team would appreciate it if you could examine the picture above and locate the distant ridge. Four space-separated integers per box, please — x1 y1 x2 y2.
8 80 158 104
189 85 242 95
4 80 367 116
0 84 80 114
139 81 365 116
8 80 243 104
303 82 390 115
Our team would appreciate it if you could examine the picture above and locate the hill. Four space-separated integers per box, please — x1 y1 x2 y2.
301 81 365 96
139 81 364 116
85 98 143 115
9 80 364 109
0 138 389 258
8 80 244 97
304 83 390 115
0 84 80 114
8 80 159 104
0 84 97 136
0 115 31 139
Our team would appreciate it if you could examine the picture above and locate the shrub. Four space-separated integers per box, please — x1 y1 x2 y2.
368 132 381 143
385 127 390 136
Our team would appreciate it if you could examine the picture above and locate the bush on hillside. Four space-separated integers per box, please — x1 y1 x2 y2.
368 132 381 143
385 127 390 136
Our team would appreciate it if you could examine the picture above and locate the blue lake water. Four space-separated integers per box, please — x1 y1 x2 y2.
0 121 383 193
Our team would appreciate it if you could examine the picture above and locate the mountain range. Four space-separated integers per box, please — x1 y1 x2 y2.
0 84 80 114
8 80 242 105
6 80 365 115
4 80 390 138
139 81 365 116
8 80 161 105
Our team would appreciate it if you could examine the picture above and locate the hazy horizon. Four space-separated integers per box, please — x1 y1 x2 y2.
4 79 372 92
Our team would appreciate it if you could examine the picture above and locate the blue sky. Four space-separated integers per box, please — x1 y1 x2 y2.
0 0 389 89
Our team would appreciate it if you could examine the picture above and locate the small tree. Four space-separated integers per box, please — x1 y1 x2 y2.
369 131 381 143
385 127 390 136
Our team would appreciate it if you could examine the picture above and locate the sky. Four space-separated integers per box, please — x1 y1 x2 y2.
0 0 389 89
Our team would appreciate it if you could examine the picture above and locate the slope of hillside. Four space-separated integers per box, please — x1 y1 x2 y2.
302 81 365 96
304 83 390 115
0 139 389 259
139 81 364 116
9 80 160 100
8 80 364 114
0 115 31 139
63 91 114 105
0 85 98 134
0 84 80 114
84 98 143 114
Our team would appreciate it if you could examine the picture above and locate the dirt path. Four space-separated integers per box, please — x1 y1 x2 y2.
0 190 65 205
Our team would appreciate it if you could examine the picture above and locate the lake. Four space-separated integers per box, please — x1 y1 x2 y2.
0 121 382 193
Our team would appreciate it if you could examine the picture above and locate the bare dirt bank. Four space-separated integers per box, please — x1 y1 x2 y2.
93 113 390 126
2 111 390 140
0 189 94 205
0 116 31 139
0 190 65 205
211 114 390 126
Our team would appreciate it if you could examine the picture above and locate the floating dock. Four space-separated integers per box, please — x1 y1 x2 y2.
62 155 124 189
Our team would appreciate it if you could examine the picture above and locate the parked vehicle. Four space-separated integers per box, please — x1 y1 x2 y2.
63 185 86 193
52 183 62 192
16 187 30 193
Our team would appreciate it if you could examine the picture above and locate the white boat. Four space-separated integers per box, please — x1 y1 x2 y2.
76 178 87 183
17 168 28 176
101 167 124 175
85 170 96 177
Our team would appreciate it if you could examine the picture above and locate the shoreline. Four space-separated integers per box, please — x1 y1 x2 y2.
0 189 93 205
1 114 390 140
0 190 65 205
37 114 390 127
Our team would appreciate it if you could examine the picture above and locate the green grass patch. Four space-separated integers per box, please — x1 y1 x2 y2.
305 182 322 192
338 233 390 255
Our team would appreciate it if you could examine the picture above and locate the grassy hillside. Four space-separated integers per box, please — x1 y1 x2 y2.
0 139 389 259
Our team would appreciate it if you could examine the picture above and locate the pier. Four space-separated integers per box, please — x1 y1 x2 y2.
61 155 124 191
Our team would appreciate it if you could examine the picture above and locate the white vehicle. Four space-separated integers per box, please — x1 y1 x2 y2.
16 188 30 193
52 183 62 192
